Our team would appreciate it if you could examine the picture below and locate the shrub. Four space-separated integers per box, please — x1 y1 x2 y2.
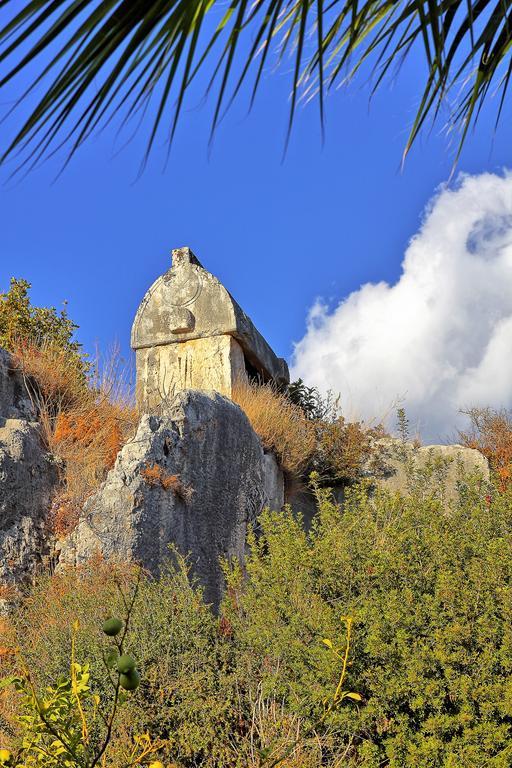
225 477 512 767
140 463 193 502
310 417 387 485
233 378 385 485
0 575 164 768
3 470 510 767
0 278 88 379
459 406 512 491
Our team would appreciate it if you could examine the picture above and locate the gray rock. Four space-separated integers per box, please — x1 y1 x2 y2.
0 417 58 586
0 348 35 420
59 390 281 608
371 439 490 501
286 485 318 529
262 452 284 512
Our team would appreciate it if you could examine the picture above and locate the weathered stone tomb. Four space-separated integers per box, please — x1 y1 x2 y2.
131 247 289 412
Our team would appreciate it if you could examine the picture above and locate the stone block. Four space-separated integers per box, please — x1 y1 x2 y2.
136 334 247 412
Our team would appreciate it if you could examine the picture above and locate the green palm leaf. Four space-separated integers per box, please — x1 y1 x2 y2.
0 0 511 169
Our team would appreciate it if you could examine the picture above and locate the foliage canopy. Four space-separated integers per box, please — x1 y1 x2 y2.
0 278 85 372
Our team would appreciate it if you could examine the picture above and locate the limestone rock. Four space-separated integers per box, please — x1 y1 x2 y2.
0 418 58 587
59 390 283 607
0 348 35 420
372 439 490 500
262 451 285 513
0 348 58 597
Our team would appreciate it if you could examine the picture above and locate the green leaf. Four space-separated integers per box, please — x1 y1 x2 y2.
0 675 20 691
0 0 508 170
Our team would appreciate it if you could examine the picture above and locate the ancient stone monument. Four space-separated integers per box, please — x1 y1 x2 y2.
131 247 289 412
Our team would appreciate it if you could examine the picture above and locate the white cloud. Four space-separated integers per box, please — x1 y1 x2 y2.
291 171 512 442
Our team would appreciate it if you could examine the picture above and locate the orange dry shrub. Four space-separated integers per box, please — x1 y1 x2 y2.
232 378 316 475
459 407 512 491
12 340 138 537
140 463 193 502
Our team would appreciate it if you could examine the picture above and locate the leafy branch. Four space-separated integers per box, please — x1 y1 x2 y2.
0 0 510 173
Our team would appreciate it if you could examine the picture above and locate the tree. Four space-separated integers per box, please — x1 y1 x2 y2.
0 277 85 372
0 0 509 173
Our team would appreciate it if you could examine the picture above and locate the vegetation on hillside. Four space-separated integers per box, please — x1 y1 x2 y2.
0 573 163 768
2 459 507 768
0 278 87 379
459 406 512 492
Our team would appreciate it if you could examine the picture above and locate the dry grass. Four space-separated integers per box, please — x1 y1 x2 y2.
232 379 315 476
12 340 138 537
459 406 512 491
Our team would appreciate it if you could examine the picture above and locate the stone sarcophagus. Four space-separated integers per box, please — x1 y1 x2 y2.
131 247 289 411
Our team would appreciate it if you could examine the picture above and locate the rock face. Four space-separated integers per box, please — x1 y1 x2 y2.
285 439 490 520
0 420 58 586
59 390 284 608
0 348 35 420
0 350 58 592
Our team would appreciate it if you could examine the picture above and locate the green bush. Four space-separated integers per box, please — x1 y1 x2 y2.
0 277 87 376
4 474 512 767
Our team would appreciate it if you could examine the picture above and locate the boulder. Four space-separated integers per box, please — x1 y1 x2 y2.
0 418 58 590
262 451 285 513
372 439 490 501
59 390 283 607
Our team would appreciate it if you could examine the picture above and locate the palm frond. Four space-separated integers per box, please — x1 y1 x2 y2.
0 0 511 170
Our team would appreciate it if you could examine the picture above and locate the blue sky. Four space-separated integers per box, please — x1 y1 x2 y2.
2 13 512 438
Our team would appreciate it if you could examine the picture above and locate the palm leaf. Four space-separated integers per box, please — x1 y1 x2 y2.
1 0 512 169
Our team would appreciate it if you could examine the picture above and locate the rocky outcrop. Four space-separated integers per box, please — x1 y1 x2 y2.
285 438 490 519
59 390 285 607
374 439 490 500
0 419 58 587
0 343 492 609
0 350 58 597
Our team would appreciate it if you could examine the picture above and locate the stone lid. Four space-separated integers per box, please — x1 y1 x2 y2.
131 247 289 385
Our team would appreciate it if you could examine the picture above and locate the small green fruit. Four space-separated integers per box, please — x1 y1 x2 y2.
119 669 140 691
117 654 136 674
102 618 123 636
